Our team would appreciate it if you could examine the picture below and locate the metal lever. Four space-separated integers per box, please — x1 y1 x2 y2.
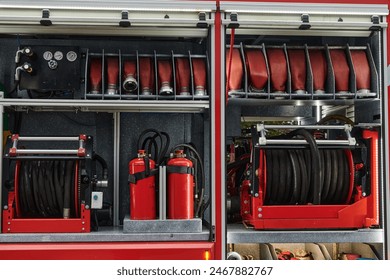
256 123 356 146
14 62 33 81
8 134 87 157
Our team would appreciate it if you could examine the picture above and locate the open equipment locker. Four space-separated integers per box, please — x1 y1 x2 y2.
0 0 220 260
220 1 390 260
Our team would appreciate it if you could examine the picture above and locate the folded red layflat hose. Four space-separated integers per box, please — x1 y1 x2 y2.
123 60 138 94
267 48 287 92
89 57 102 94
330 49 350 92
192 58 207 96
226 48 243 92
158 60 173 95
175 58 191 95
244 49 268 91
106 57 119 95
139 57 154 95
288 49 306 93
350 50 371 93
309 49 327 93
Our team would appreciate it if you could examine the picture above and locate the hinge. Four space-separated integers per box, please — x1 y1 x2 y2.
197 12 208 28
119 10 131 27
369 15 381 31
228 12 239 28
40 9 52 26
299 14 311 30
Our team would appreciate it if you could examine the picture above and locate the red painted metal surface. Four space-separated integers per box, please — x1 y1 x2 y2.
242 130 378 229
167 150 194 219
0 242 215 260
214 8 222 260
129 151 156 220
3 203 90 233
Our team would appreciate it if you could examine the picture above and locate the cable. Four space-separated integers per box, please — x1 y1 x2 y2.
93 153 108 180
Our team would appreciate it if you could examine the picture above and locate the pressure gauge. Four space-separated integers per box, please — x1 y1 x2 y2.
43 51 53 61
54 51 63 61
66 51 78 62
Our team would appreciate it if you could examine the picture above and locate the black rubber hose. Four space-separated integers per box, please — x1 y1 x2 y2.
43 162 56 216
322 150 332 203
46 161 59 215
93 153 108 180
284 150 293 204
137 129 163 151
340 150 351 204
32 162 44 216
24 161 38 216
143 136 158 160
227 157 250 171
63 161 74 218
18 162 28 216
289 129 321 204
264 150 273 205
288 150 301 204
170 144 205 218
159 132 171 164
297 150 308 204
317 114 354 126
53 161 64 212
270 150 279 205
38 162 51 216
328 150 339 204
335 149 345 204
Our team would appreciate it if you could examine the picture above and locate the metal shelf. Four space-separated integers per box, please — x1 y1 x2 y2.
0 226 210 243
227 224 384 244
0 98 209 113
227 97 380 107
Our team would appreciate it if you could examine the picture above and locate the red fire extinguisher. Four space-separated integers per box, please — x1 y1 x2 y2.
128 150 156 220
167 150 195 219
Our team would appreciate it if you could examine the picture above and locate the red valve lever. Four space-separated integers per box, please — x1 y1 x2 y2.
192 58 207 96
139 57 154 95
175 58 191 95
226 48 243 92
89 58 102 94
309 49 327 93
267 48 287 92
288 49 306 93
106 57 119 95
123 60 138 93
330 49 350 92
245 49 268 91
158 60 173 95
351 50 371 93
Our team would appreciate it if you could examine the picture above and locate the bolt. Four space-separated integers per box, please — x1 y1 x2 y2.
255 193 259 197
258 207 262 212
5 154 8 157
87 154 90 157
244 200 248 204
8 228 10 232
258 214 262 218
85 205 90 210
244 211 249 214
8 222 10 225
4 205 8 210
82 227 85 231
82 221 85 225
362 192 367 197
255 170 258 176
248 183 251 187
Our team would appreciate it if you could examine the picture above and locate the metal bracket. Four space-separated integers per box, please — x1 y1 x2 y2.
40 9 52 26
228 12 239 28
196 12 208 28
369 15 381 31
299 14 311 30
119 10 131 27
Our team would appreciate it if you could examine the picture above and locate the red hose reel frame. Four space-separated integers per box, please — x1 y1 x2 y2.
2 160 90 234
240 129 379 229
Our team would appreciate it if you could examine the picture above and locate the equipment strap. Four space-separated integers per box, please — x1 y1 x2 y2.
166 165 195 175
